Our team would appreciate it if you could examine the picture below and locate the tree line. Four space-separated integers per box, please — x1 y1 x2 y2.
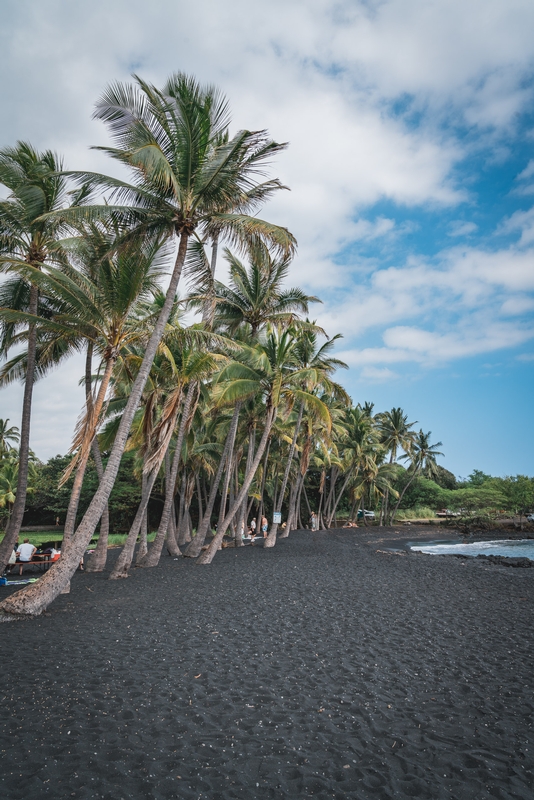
1 72 529 619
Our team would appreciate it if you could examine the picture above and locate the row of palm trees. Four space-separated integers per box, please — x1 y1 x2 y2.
0 72 443 619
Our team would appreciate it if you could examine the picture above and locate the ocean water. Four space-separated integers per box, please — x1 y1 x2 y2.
410 539 534 560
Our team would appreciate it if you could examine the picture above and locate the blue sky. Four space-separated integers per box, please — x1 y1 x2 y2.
0 0 533 477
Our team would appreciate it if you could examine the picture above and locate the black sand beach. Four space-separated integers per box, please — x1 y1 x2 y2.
1 528 533 799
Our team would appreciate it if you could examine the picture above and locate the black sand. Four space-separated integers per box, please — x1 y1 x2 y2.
1 528 533 799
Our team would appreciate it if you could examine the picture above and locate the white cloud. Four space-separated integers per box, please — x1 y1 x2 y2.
449 221 478 237
359 366 400 382
517 160 534 181
498 206 534 246
500 297 534 316
340 320 534 368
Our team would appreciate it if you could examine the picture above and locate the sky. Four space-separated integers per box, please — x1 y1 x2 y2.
0 0 533 478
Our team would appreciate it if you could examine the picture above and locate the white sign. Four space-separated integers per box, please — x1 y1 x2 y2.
273 512 282 524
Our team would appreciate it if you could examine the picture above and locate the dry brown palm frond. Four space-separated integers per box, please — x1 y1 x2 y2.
59 359 115 487
144 385 183 474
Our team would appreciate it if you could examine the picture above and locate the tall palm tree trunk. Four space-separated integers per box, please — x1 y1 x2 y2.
0 231 189 617
197 406 275 564
217 445 234 535
122 405 185 569
196 474 203 524
84 440 110 572
82 345 110 572
326 468 355 528
389 468 420 525
111 467 158 579
236 427 255 545
138 381 197 567
163 451 181 557
61 355 116 549
280 478 298 538
0 285 38 573
183 402 241 558
264 400 304 547
136 471 149 562
256 438 271 535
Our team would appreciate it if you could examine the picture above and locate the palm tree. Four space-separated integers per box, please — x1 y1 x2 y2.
376 407 416 526
264 326 347 545
136 344 227 569
389 431 443 523
2 230 167 545
191 243 316 336
0 452 38 524
0 142 90 571
0 73 296 618
0 420 20 458
197 326 329 563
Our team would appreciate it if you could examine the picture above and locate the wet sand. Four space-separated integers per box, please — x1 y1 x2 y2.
1 527 533 799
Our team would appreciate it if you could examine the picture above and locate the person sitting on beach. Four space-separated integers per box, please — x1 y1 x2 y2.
342 520 358 528
5 548 17 574
16 539 37 575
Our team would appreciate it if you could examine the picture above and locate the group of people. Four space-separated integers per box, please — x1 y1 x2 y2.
308 512 359 530
5 540 62 576
243 516 269 540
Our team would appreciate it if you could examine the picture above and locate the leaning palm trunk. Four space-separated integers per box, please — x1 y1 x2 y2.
256 438 271 534
110 467 159 579
137 381 197 568
388 468 419 525
323 467 338 527
177 474 194 546
216 444 234 534
0 232 189 617
0 285 38 573
80 344 110 572
264 401 304 547
197 407 275 564
176 473 188 545
84 440 110 572
122 403 186 568
183 402 241 558
287 469 305 532
239 426 256 539
279 479 297 538
326 468 355 529
163 453 181 558
135 472 150 562
61 355 116 549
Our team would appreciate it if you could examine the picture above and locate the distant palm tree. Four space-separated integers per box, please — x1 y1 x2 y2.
389 431 444 523
0 419 20 458
376 407 417 525
0 452 38 524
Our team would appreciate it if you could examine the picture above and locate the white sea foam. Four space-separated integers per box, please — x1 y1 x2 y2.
410 539 534 560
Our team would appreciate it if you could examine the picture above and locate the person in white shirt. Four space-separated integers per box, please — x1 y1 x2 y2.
16 539 36 575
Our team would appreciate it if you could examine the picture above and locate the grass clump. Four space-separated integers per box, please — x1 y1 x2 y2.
393 506 437 521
